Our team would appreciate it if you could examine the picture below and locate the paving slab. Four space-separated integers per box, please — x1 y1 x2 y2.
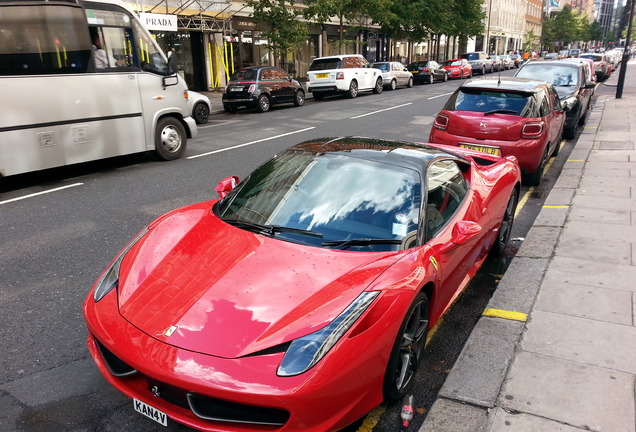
488 258 549 314
522 310 636 373
571 192 636 210
532 206 568 227
574 184 632 198
487 408 589 432
544 188 575 205
544 256 636 292
567 206 631 224
515 226 560 258
499 352 635 432
599 141 635 150
555 231 631 265
419 398 487 432
437 317 525 407
534 280 633 325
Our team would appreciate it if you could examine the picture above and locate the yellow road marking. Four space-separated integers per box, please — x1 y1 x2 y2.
543 205 569 209
355 405 386 432
483 308 527 322
567 159 585 162
515 186 534 217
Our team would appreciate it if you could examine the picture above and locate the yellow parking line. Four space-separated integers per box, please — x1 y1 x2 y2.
543 205 569 209
355 405 386 432
483 308 528 322
515 186 534 217
567 159 585 162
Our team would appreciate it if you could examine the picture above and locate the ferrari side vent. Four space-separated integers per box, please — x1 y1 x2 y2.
187 393 290 426
94 338 138 377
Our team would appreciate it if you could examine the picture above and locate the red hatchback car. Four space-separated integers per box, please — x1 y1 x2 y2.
429 77 565 185
83 137 520 432
443 58 473 79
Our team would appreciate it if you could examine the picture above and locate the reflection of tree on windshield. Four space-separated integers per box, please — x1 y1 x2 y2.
518 66 578 86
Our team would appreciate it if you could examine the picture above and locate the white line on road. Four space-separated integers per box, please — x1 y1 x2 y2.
186 127 316 159
349 103 412 119
427 92 454 100
0 183 84 205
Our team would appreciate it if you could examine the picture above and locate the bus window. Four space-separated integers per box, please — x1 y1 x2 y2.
88 26 133 70
132 20 171 75
0 3 91 75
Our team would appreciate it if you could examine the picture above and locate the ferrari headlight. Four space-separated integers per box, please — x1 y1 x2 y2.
277 291 380 377
93 228 149 302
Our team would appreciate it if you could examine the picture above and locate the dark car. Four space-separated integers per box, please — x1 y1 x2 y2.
429 77 565 186
407 60 449 84
222 66 305 113
514 60 595 138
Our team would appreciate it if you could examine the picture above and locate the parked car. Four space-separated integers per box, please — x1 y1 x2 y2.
188 90 211 124
429 77 565 185
514 60 595 138
306 54 383 99
489 55 504 71
443 58 473 79
510 53 524 67
460 51 493 75
562 57 597 85
580 53 611 80
569 49 580 57
544 52 559 60
500 55 514 69
372 61 414 89
222 66 305 113
83 136 520 432
407 60 449 84
559 49 570 58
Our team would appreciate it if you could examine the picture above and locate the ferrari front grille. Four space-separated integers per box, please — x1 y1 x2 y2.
94 338 138 377
188 393 290 426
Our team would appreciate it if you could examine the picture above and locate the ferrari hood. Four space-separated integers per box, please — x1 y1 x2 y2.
117 202 403 359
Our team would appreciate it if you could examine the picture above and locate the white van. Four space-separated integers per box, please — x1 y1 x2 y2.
0 0 197 179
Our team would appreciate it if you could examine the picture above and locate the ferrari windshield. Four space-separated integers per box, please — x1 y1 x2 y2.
216 150 422 251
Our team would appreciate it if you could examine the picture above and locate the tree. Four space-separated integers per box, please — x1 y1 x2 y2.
303 0 391 54
541 5 585 49
246 0 308 67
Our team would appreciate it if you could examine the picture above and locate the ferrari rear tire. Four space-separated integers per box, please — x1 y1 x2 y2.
383 292 429 403
490 188 518 257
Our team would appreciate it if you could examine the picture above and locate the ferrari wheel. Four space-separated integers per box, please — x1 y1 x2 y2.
383 292 429 403
490 188 518 257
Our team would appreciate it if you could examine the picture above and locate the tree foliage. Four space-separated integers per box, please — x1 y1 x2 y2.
245 0 308 64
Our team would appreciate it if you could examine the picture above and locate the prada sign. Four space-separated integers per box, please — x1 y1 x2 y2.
139 13 178 31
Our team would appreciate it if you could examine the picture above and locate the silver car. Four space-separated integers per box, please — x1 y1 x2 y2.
372 61 414 90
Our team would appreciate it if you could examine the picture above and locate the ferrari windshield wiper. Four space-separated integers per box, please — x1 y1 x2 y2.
484 109 518 116
221 218 323 237
321 238 403 249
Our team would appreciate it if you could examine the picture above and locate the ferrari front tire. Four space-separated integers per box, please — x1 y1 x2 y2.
383 292 429 403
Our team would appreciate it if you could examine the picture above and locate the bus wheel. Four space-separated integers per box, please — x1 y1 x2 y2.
155 117 186 160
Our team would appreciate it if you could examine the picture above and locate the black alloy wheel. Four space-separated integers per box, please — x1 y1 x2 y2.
193 102 209 124
383 292 429 403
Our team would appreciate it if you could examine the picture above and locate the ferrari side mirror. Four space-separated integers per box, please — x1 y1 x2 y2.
215 176 240 198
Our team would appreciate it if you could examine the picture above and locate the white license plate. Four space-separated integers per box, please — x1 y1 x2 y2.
230 87 243 92
133 398 168 426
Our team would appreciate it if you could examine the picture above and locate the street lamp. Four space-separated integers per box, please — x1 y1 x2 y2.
616 0 635 98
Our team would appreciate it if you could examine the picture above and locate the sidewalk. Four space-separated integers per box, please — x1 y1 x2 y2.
420 61 636 432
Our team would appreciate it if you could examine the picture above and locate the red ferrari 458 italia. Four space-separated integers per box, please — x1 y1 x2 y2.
83 137 521 432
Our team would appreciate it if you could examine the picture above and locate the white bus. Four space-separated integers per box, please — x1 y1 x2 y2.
0 0 197 179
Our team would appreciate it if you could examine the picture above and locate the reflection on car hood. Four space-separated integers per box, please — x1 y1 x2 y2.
117 202 403 359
